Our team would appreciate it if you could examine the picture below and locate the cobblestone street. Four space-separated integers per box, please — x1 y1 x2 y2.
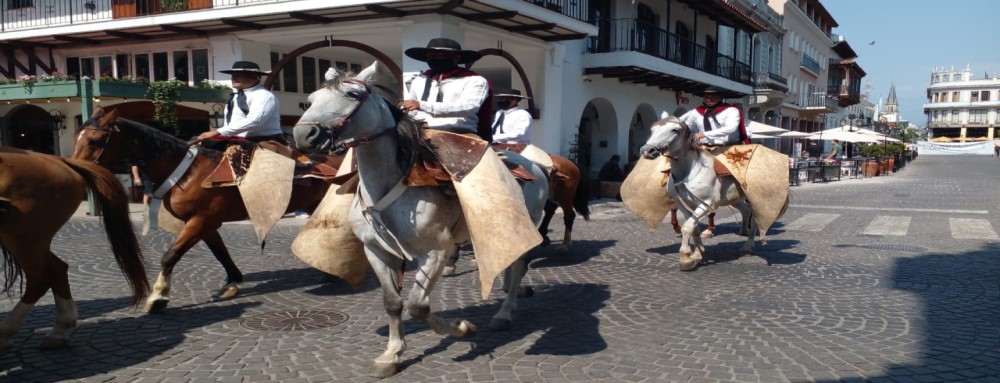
2 155 1000 383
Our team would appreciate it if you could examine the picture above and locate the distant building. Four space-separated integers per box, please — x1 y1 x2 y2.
923 66 1000 142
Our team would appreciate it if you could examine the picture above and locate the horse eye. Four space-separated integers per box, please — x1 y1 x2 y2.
346 90 363 100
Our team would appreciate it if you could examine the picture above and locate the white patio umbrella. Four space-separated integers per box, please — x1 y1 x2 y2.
808 127 881 143
746 121 787 135
775 131 813 138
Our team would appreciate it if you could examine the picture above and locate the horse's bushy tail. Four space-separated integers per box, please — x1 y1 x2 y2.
0 245 24 298
62 158 149 306
573 171 592 221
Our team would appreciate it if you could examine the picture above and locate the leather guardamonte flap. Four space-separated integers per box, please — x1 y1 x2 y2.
421 129 489 182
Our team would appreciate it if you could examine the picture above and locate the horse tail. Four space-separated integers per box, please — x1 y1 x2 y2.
0 245 24 298
61 158 150 306
573 170 592 221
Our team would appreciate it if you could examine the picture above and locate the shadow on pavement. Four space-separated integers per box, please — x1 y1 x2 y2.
234 267 379 298
384 283 609 374
529 239 617 269
0 300 260 382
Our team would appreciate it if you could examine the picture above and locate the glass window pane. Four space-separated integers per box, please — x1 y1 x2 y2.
98 56 113 78
283 55 298 93
81 58 95 78
302 56 316 93
66 57 80 78
318 59 331 82
152 52 169 82
192 49 209 85
173 50 189 83
115 54 130 78
135 54 150 81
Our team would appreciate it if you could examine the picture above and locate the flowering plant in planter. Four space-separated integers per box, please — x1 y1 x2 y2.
17 75 37 89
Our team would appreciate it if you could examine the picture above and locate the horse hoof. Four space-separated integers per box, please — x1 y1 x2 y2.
541 236 552 247
144 298 170 314
519 286 534 298
369 362 398 378
213 286 240 300
453 319 477 338
672 225 682 234
679 259 699 271
739 247 753 255
443 265 457 276
488 318 512 331
38 336 69 350
700 230 714 239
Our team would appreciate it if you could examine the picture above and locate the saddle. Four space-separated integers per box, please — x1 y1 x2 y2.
331 129 536 187
491 143 567 180
202 141 339 188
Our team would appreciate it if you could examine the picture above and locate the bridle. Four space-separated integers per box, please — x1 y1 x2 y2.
647 121 691 160
81 120 119 166
296 78 398 151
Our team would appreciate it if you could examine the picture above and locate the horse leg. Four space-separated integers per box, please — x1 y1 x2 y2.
538 200 558 247
0 244 49 354
701 212 716 238
678 204 711 271
202 229 243 300
491 252 531 330
556 197 576 253
670 208 681 233
366 246 406 378
738 203 757 254
38 251 77 349
406 248 476 339
443 245 460 276
145 219 213 313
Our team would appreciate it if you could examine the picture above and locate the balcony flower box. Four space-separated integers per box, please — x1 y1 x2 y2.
177 87 230 103
95 80 151 99
0 81 80 101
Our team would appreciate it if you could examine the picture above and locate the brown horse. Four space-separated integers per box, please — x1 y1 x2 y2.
538 155 590 252
72 108 339 314
0 147 148 353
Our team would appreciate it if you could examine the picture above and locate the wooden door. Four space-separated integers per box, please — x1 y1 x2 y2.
112 0 137 19
188 0 212 10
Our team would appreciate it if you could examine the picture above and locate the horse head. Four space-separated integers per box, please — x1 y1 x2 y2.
292 61 397 154
639 116 694 159
72 107 136 166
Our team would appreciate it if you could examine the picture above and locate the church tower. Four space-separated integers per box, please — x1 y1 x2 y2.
880 83 900 127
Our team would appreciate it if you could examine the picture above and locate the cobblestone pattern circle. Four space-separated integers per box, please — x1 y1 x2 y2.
239 310 349 332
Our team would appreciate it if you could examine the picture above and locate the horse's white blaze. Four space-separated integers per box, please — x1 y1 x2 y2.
785 213 839 232
861 216 910 236
949 218 999 240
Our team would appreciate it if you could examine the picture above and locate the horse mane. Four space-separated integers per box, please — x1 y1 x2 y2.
324 76 424 173
108 117 222 162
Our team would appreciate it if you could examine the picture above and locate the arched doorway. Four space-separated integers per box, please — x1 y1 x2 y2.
575 98 617 178
628 103 657 165
2 105 58 155
675 21 692 66
636 3 658 55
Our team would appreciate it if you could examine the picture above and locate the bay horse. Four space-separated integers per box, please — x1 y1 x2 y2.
292 62 548 377
537 155 590 252
639 117 765 270
71 108 339 313
0 147 148 353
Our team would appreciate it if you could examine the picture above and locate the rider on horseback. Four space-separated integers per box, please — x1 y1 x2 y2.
679 86 749 147
196 61 286 145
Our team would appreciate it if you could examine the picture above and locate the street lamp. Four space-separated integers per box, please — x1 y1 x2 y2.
841 113 863 132
49 109 66 131
209 103 225 130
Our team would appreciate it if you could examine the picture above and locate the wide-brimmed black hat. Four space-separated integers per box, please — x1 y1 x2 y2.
405 38 482 64
219 61 271 76
494 88 531 99
699 85 727 96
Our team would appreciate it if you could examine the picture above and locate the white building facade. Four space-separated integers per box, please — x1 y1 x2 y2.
923 66 1000 141
0 0 769 177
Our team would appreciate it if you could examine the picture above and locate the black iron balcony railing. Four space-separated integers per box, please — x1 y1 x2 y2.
522 0 590 23
752 72 788 93
587 19 751 86
827 84 860 99
800 53 821 74
0 0 269 31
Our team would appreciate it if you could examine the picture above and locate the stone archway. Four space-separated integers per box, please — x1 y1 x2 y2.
628 103 657 164
264 39 403 94
576 98 617 177
469 49 539 119
2 105 58 155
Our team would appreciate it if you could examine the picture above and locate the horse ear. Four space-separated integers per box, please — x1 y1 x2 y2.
660 111 670 120
324 67 341 82
92 106 106 119
98 108 118 127
355 61 383 82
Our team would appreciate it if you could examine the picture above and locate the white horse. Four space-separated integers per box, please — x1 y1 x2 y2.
292 62 548 377
639 117 757 271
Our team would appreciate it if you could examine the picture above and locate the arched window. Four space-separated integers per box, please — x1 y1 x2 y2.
674 21 691 66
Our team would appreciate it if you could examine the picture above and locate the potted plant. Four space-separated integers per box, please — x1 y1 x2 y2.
161 0 187 12
857 144 883 177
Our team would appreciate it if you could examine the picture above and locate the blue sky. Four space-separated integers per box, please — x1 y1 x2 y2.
821 0 1000 126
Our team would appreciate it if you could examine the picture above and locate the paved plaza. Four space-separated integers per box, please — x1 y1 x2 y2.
2 155 1000 383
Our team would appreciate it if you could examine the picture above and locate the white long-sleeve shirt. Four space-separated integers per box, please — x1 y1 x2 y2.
404 72 489 133
679 105 742 145
216 84 283 138
491 106 532 144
